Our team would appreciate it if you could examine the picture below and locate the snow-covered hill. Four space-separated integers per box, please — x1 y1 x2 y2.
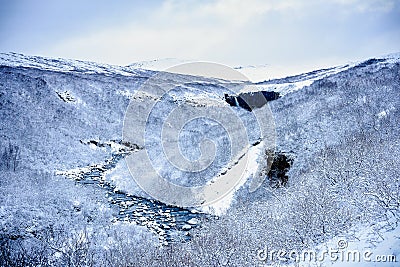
1 52 399 266
242 52 400 96
0 52 268 213
126 58 192 71
0 52 152 76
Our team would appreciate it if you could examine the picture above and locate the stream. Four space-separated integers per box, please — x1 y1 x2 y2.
57 144 209 245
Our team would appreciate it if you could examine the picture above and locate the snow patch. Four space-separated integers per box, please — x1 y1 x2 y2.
377 110 388 119
377 106 395 119
116 89 135 99
104 159 150 199
250 80 314 97
200 141 264 215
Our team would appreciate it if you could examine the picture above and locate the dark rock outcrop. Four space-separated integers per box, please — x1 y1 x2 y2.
224 91 280 111
268 153 293 187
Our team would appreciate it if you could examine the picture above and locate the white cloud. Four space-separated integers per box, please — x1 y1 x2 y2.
332 0 396 13
44 0 400 76
49 0 301 64
196 0 299 25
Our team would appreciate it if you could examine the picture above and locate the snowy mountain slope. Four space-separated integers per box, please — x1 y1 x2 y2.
0 65 141 170
269 59 400 175
126 58 192 71
0 53 267 209
0 52 152 77
1 52 399 205
1 52 399 266
243 55 400 267
240 52 400 97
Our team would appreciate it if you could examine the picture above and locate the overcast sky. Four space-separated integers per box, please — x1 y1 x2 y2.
1 0 399 75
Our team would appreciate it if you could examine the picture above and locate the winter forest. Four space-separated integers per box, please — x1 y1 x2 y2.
0 51 399 266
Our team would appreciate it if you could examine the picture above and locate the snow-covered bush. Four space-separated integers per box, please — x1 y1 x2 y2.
0 142 20 172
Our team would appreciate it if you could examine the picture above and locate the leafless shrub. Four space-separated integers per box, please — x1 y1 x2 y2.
0 142 20 171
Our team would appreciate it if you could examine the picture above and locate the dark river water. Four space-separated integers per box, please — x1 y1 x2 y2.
58 150 209 245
